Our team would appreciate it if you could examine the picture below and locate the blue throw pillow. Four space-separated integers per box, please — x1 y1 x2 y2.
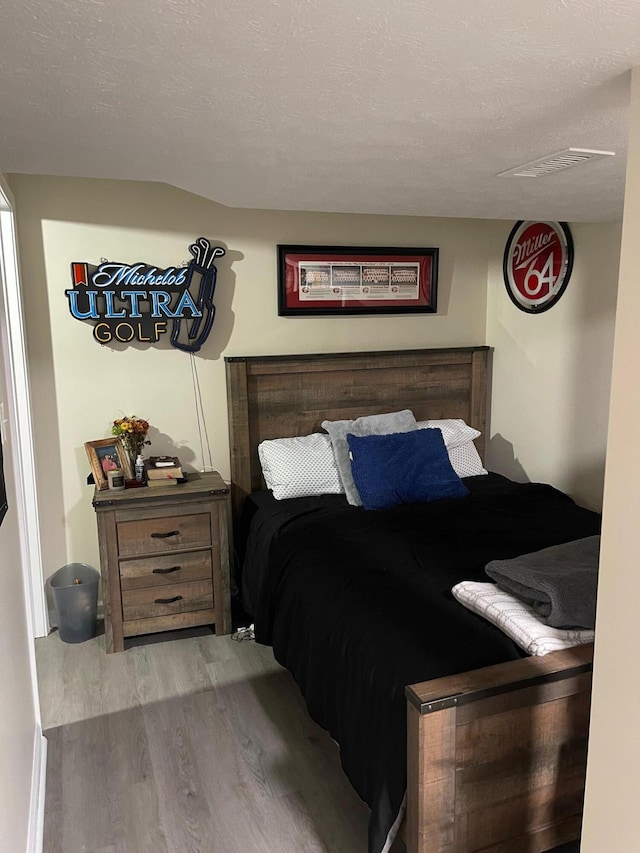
346 428 469 510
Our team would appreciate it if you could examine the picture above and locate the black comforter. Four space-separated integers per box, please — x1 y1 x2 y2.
240 473 601 852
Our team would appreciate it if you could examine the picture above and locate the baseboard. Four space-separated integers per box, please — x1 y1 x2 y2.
27 725 47 853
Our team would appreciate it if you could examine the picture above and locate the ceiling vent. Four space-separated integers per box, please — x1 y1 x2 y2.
498 148 615 178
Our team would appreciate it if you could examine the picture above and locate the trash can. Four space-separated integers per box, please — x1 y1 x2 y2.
49 563 100 643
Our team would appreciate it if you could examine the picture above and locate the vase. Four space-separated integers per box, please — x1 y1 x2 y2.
126 441 146 473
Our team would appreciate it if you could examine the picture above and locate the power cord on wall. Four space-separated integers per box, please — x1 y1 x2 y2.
190 352 215 472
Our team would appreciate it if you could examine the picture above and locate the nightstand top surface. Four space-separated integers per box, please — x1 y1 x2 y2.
92 470 228 509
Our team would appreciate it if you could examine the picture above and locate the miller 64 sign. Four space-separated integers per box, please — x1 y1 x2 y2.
66 238 225 353
503 221 574 314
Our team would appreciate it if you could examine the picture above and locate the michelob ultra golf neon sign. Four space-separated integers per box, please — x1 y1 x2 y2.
66 237 225 353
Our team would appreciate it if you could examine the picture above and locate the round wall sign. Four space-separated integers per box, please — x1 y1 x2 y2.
503 221 574 313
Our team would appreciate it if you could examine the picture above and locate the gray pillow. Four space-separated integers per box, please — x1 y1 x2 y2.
322 409 418 505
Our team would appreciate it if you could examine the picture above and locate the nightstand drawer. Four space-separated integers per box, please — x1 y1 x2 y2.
121 579 214 621
119 551 213 590
117 512 211 557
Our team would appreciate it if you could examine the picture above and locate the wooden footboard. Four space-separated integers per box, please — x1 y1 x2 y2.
404 644 593 853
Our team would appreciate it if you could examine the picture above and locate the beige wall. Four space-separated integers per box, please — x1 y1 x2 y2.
7 174 623 580
0 451 35 853
8 174 498 577
0 208 38 851
581 67 640 851
4 169 626 845
486 221 621 511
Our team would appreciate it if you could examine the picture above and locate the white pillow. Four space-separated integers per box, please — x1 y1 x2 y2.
416 418 480 449
258 433 344 500
416 420 486 477
452 581 594 656
447 441 487 478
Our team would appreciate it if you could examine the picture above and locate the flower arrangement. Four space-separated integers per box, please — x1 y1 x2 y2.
111 416 150 463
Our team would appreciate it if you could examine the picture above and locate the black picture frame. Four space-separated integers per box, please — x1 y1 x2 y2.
277 245 438 317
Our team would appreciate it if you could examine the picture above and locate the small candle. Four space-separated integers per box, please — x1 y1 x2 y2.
107 468 125 491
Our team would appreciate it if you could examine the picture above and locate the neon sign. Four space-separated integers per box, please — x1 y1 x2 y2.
66 237 225 352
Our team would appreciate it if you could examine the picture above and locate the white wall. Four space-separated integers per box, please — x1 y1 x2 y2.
581 66 640 852
0 357 37 852
7 175 622 591
8 174 499 578
0 435 37 853
0 181 39 853
4 170 626 848
486 221 621 511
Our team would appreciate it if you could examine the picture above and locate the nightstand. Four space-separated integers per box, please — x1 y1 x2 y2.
92 471 231 653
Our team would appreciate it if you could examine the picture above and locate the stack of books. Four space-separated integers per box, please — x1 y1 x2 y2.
145 456 184 487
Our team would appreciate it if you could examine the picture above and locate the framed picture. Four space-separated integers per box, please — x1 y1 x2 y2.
84 438 133 490
277 245 438 317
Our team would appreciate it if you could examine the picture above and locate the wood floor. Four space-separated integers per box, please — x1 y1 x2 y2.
36 624 581 853
36 625 370 852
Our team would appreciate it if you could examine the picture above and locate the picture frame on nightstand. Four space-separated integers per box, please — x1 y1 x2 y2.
85 437 133 490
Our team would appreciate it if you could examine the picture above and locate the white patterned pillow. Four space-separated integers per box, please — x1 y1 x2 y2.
416 419 480 449
447 441 487 478
258 433 344 500
452 581 594 656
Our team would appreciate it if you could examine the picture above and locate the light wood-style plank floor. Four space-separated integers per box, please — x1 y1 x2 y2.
36 625 581 853
36 625 370 853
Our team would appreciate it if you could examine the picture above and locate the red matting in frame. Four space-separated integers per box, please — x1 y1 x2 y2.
277 246 438 316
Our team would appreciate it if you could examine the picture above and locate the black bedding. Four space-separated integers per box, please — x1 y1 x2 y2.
240 473 601 853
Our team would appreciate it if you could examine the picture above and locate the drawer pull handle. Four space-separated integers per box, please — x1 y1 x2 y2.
154 595 183 604
150 530 180 539
152 565 181 575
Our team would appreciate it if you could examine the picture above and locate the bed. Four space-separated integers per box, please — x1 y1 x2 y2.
225 346 599 853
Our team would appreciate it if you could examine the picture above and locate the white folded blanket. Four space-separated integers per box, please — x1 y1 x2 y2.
452 581 595 656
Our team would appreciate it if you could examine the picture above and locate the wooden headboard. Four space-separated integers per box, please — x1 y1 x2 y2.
225 346 490 520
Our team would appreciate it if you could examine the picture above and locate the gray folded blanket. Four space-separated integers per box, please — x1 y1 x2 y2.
485 535 600 629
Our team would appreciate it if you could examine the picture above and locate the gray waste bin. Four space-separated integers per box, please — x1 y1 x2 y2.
49 563 100 643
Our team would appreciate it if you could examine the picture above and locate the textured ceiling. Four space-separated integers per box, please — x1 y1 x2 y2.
1 0 639 221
